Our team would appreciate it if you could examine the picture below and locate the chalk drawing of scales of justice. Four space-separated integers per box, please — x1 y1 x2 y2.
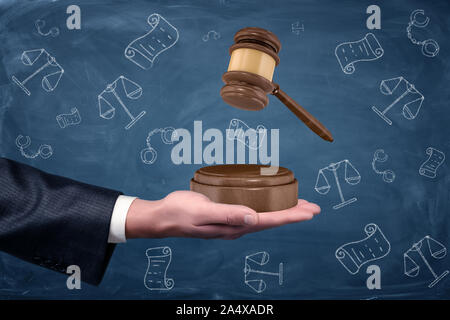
371 77 424 126
12 49 64 96
244 252 283 294
98 76 147 130
404 236 449 288
315 159 361 210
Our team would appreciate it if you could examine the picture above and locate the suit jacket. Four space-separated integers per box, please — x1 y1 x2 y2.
0 157 121 285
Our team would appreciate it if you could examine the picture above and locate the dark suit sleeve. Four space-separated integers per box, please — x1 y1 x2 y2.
0 157 122 285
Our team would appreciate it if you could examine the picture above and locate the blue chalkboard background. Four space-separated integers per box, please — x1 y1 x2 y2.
1 0 450 299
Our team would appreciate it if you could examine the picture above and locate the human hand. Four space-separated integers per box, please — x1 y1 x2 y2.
125 190 320 240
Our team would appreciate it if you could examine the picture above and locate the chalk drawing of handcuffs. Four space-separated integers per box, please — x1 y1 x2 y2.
372 149 395 183
202 30 220 42
140 127 177 165
35 19 60 38
407 9 439 57
15 135 53 159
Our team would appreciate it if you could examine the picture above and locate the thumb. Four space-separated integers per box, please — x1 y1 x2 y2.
201 202 259 226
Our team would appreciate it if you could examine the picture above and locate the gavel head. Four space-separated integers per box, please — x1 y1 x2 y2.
220 27 281 111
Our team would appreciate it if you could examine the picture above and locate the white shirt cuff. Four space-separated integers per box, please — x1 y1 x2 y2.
108 195 137 243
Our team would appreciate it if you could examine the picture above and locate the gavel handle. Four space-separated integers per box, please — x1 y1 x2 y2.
271 84 334 142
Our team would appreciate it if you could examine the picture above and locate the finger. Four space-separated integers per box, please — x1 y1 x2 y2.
298 201 321 214
247 203 319 232
196 202 259 226
194 225 246 239
198 201 321 237
297 199 320 213
194 201 322 238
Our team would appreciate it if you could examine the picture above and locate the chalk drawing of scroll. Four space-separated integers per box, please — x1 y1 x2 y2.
56 107 81 128
419 147 445 178
144 246 174 291
335 223 390 275
335 33 384 74
125 13 179 70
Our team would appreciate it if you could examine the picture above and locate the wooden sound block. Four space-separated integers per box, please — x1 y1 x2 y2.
190 164 298 212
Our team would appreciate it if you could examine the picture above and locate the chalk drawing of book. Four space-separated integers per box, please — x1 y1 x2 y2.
335 33 383 74
372 76 424 126
12 49 64 96
244 251 283 294
315 159 361 210
125 13 179 70
335 223 391 275
98 76 146 130
404 236 448 288
144 247 174 291
227 118 266 150
419 147 445 178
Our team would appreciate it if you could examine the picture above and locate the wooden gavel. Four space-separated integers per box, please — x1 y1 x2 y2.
220 27 333 142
